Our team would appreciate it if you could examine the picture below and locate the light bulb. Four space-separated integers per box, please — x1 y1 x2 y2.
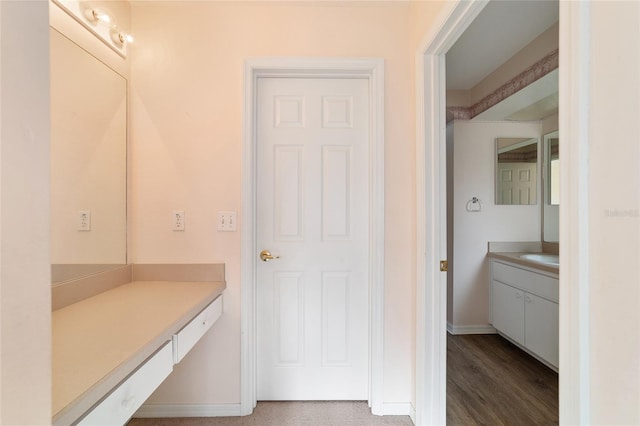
122 33 134 44
88 9 111 25
111 29 133 47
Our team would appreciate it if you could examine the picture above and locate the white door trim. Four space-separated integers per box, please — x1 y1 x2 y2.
241 57 385 416
416 1 590 424
558 1 592 423
414 2 488 424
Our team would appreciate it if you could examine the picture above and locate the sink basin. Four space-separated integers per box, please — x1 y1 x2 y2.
519 253 559 266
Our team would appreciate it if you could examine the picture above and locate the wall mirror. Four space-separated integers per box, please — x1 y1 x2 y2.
495 137 538 205
50 28 127 283
543 131 559 242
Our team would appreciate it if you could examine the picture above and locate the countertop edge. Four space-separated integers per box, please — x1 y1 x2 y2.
487 252 559 275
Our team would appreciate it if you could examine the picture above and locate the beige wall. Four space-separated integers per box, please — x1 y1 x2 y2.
410 0 450 49
0 1 51 424
587 2 640 423
129 1 448 409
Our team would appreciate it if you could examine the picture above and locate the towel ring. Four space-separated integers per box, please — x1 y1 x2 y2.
466 197 482 212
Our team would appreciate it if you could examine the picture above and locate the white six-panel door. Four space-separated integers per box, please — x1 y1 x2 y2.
256 77 369 400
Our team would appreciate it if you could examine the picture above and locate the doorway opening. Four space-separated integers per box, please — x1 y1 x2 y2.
414 0 580 424
444 0 560 422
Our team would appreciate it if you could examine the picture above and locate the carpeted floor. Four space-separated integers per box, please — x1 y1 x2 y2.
127 401 413 426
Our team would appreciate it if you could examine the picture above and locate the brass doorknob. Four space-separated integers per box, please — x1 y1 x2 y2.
260 250 280 262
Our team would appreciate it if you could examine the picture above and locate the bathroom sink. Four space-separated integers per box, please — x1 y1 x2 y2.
519 253 559 266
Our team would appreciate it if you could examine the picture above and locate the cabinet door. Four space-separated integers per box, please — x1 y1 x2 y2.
491 280 525 346
525 293 559 368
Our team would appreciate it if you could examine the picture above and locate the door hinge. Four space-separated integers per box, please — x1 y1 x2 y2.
440 260 448 272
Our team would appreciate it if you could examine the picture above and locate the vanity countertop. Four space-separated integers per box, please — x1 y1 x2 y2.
52 280 225 425
487 251 559 274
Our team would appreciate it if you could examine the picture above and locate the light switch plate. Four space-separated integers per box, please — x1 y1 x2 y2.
217 211 237 232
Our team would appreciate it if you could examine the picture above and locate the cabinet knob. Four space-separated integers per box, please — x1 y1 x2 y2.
526 295 532 303
516 292 522 299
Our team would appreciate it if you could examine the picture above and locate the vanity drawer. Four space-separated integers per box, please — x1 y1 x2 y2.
531 273 559 303
78 342 173 426
492 261 558 302
173 295 223 363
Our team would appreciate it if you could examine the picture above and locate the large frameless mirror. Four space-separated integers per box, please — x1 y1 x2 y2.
50 28 127 283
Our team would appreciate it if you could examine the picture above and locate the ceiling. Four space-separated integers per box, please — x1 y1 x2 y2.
446 0 559 91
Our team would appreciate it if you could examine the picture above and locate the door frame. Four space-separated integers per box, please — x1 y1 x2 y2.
241 58 385 416
414 2 488 424
416 0 591 424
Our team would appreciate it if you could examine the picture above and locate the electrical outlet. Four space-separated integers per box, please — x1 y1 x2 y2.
78 210 91 231
173 210 185 231
217 211 237 232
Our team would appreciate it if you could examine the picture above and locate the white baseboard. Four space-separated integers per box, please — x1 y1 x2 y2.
134 403 242 418
446 322 497 335
409 403 416 425
381 402 413 416
135 402 413 419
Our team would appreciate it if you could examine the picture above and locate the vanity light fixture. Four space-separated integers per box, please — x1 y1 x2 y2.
53 0 129 58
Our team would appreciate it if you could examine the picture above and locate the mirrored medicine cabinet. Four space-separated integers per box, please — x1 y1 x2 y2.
495 137 538 205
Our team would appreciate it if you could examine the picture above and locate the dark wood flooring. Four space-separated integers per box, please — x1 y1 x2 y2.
447 333 558 425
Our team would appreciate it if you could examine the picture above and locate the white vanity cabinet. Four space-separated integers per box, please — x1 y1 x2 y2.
490 259 559 370
524 292 559 367
491 280 526 346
